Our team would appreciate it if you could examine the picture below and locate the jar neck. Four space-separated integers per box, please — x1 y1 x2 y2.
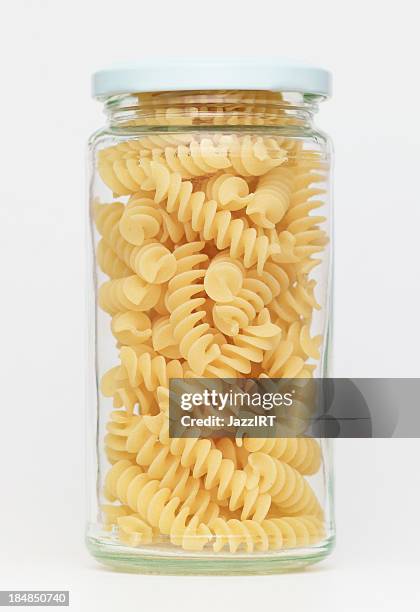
102 90 323 129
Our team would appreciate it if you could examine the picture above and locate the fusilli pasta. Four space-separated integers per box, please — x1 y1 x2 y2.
94 116 329 553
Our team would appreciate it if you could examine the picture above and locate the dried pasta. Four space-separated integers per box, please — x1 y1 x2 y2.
211 515 325 553
93 118 329 553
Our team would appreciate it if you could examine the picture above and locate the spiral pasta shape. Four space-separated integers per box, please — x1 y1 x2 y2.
151 138 232 179
276 170 329 267
141 161 207 213
246 453 323 517
99 275 161 315
110 162 281 273
94 201 134 262
167 509 213 551
97 239 131 279
97 145 149 196
213 300 254 337
165 268 221 375
243 437 321 475
151 315 181 359
215 437 250 470
99 134 288 194
210 515 325 552
285 320 323 361
125 417 166 465
117 514 155 546
101 504 131 530
104 410 140 464
101 363 158 415
118 197 162 245
269 278 321 325
264 229 299 264
119 195 187 246
231 308 281 363
111 311 152 346
132 242 177 284
172 241 209 273
120 133 194 152
104 459 214 550
171 440 271 520
211 276 284 343
139 450 219 525
97 138 229 195
262 319 322 379
262 341 313 379
138 413 269 520
211 267 286 337
94 201 177 280
118 346 185 393
202 172 255 211
204 256 244 302
218 134 287 176
246 167 294 228
183 200 280 273
247 260 290 299
204 309 280 376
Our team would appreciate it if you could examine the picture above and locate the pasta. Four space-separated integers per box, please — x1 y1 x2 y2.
97 239 131 279
111 312 152 347
210 515 325 553
246 453 323 517
104 410 139 464
129 242 177 284
124 414 271 521
120 195 189 246
104 459 214 550
151 316 182 359
242 437 322 476
117 514 155 546
98 90 318 133
118 346 185 393
269 279 321 324
99 275 162 315
202 173 254 211
101 367 158 416
218 135 287 177
165 268 221 374
247 167 294 228
97 134 287 194
101 503 130 530
94 118 329 553
204 256 244 302
262 320 322 378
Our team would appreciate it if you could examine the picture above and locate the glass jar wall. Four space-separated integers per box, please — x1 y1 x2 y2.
86 67 335 574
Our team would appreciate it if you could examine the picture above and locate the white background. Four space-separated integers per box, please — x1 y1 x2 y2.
1 0 419 610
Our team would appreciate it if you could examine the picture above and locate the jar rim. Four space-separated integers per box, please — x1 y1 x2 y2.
92 59 332 100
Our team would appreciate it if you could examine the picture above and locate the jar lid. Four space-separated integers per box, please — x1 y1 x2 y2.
92 59 332 99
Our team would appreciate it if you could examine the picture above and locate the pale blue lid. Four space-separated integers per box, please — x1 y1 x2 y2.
92 59 332 99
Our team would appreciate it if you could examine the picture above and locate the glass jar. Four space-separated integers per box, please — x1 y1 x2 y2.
86 61 335 574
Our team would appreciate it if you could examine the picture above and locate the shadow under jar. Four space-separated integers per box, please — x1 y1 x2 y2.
86 61 335 575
